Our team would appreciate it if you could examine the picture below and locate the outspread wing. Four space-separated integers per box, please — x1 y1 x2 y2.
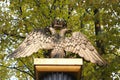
63 32 106 65
8 28 54 58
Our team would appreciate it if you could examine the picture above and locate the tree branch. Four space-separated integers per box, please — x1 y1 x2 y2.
19 59 34 76
2 31 25 39
94 8 105 54
0 65 34 78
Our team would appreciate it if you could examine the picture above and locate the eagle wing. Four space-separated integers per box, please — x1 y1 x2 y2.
8 28 54 58
63 32 106 65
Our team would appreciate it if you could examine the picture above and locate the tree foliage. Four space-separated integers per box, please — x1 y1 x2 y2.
0 0 120 80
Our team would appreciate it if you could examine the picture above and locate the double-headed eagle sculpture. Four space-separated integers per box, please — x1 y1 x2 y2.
8 19 106 66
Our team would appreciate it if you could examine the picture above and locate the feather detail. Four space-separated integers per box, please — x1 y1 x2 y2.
8 28 54 58
64 32 107 65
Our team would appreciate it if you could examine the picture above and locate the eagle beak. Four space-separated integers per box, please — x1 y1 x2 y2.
66 29 72 33
54 24 63 28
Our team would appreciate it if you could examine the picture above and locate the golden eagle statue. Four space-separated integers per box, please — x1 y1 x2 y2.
8 19 106 66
